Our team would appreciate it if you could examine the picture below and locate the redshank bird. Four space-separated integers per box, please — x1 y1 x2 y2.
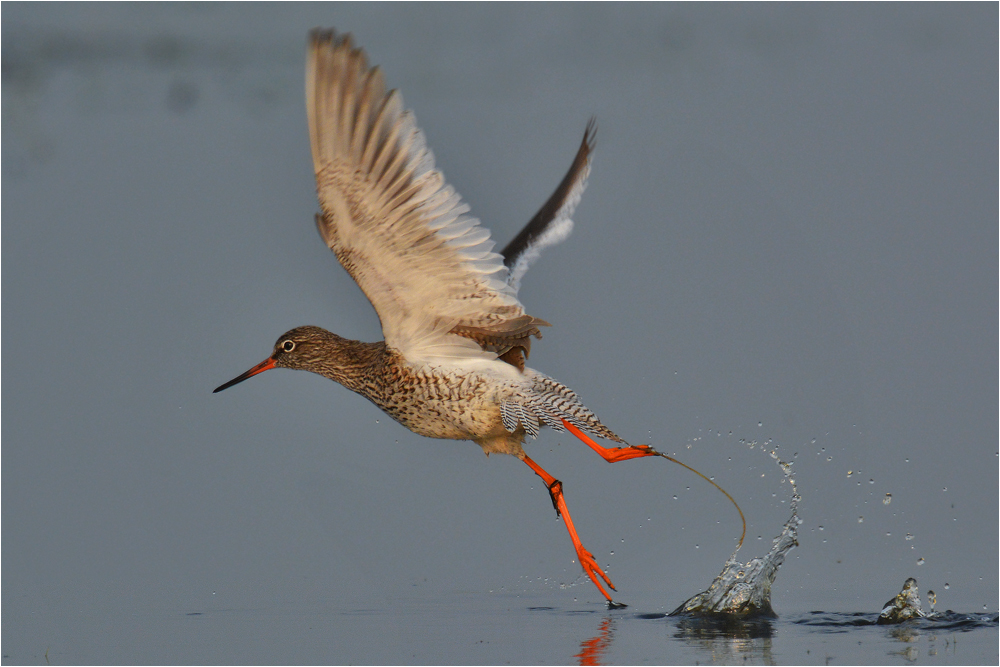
215 29 670 608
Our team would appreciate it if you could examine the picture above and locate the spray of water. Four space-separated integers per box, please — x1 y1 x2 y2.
670 442 800 617
877 577 926 624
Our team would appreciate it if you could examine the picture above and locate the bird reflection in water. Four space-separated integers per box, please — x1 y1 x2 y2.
574 617 615 666
672 614 777 665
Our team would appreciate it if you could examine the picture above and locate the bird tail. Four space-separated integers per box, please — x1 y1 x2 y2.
500 368 624 442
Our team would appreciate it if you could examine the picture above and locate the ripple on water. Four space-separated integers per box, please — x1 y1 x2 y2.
792 609 998 632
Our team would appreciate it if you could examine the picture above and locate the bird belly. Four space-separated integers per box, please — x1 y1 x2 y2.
378 387 506 440
371 365 523 449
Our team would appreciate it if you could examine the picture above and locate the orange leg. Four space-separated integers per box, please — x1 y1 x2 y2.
523 454 623 607
562 420 658 462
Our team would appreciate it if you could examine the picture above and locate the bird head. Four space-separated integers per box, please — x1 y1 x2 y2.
213 325 339 393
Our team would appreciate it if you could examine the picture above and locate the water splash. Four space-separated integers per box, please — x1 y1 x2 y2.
670 444 799 617
877 577 925 624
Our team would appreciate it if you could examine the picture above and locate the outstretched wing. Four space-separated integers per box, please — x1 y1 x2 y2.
501 120 595 292
307 30 545 364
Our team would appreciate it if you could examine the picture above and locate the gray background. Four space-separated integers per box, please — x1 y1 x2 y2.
3 3 997 664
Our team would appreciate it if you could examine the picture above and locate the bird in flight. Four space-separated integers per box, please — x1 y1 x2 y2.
216 29 711 608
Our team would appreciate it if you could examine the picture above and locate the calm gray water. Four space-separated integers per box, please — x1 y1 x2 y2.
9 592 996 665
3 3 997 665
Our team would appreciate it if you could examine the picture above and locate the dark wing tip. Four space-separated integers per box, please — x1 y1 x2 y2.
584 116 597 152
500 120 596 268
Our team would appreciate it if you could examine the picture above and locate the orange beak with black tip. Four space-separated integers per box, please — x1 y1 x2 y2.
213 357 278 393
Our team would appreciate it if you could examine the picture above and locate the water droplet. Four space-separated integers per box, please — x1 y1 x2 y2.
883 493 892 505
758 421 762 427
869 478 875 484
905 533 914 541
942 487 947 492
671 494 678 500
695 544 700 549
904 458 910 463
917 557 925 566
928 591 937 610
857 516 864 523
847 470 853 477
885 531 892 537
826 456 833 462
610 551 615 556
818 525 824 531
944 583 950 590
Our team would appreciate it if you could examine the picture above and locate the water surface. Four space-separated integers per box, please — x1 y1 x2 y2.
7 592 995 665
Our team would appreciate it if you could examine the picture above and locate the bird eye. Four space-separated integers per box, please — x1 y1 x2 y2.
281 340 296 352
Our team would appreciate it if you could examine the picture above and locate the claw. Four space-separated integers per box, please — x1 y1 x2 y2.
577 544 616 592
603 444 657 463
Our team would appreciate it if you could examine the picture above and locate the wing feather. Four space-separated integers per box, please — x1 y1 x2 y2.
307 29 545 363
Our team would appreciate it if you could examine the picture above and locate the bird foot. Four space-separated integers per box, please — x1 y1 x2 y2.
602 444 657 463
607 600 628 610
575 543 617 596
561 420 658 463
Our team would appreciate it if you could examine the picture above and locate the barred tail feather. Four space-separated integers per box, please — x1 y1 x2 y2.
500 370 624 443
